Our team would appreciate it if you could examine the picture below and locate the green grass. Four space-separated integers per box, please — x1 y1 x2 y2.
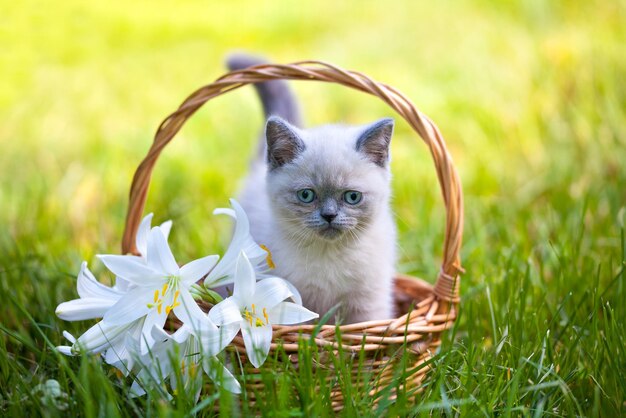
1 0 625 415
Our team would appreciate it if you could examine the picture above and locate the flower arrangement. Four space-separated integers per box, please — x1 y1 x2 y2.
55 199 318 400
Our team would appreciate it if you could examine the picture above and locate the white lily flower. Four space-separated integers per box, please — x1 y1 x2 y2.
55 215 172 373
97 226 220 354
208 252 318 368
204 199 270 288
205 199 303 305
130 325 241 399
55 213 173 322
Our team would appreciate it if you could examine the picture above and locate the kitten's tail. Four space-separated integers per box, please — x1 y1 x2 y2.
226 53 302 128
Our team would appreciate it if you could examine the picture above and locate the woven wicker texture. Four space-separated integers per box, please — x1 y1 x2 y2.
120 61 464 407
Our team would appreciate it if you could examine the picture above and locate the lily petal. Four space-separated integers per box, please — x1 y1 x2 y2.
280 279 303 306
159 220 173 240
203 356 241 394
135 213 154 257
105 339 133 375
150 324 173 343
229 199 268 263
212 207 235 218
146 227 179 276
105 321 144 375
213 207 267 264
62 331 76 344
207 298 242 326
174 288 212 327
74 321 132 354
252 277 293 310
268 302 319 325
56 298 117 321
169 325 193 345
241 321 273 368
129 379 146 398
56 346 73 356
180 255 219 284
130 366 169 398
134 337 178 388
97 254 162 285
233 252 255 303
76 262 123 300
226 199 250 237
103 286 153 325
205 200 266 286
113 277 133 293
139 308 167 354
198 322 240 356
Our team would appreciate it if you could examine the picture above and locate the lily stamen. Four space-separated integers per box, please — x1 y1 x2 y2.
243 308 254 326
263 307 269 324
260 244 276 269
165 290 181 315
243 306 267 327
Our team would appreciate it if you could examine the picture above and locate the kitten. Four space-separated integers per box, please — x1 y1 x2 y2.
229 55 396 324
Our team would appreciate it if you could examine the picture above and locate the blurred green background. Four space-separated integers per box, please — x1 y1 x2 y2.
1 0 625 415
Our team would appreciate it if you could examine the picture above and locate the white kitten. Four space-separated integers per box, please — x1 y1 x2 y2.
229 55 396 324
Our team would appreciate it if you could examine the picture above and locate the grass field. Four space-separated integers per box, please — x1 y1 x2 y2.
1 0 625 416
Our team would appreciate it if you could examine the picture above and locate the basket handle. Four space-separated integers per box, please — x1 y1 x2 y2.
121 61 464 302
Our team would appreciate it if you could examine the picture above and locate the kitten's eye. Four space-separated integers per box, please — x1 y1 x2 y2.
296 188 316 203
343 190 362 205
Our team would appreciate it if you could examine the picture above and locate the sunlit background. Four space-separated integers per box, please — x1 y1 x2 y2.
1 0 624 414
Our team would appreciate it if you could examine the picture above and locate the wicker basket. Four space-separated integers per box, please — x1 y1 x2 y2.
120 61 464 410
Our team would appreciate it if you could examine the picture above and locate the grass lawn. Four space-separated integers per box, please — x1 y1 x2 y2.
1 0 625 416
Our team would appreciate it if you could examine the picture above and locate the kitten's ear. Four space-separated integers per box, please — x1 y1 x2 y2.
356 118 394 167
266 116 305 169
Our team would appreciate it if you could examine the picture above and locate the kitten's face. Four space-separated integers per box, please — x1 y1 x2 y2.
276 171 377 241
265 117 393 243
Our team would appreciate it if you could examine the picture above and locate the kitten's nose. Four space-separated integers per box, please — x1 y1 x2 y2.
321 213 337 223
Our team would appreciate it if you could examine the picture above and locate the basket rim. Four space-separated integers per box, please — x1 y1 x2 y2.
120 60 464 304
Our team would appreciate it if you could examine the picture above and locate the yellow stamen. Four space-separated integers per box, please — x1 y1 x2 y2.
243 307 263 326
157 303 162 315
153 290 159 303
260 244 276 269
263 307 269 324
251 303 256 314
161 283 168 296
189 363 198 378
243 309 253 325
167 299 180 314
